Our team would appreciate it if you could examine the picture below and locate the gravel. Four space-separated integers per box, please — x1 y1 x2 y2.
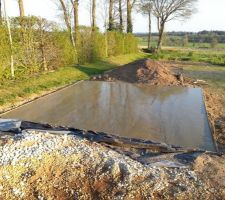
0 130 224 199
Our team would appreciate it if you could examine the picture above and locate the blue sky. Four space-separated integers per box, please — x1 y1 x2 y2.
5 0 225 32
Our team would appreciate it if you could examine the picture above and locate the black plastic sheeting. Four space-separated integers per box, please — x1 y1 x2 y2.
0 119 221 168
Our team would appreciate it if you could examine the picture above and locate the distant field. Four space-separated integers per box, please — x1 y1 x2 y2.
145 47 225 66
137 36 225 49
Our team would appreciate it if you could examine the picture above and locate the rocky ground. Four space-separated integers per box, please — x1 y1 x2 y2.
0 58 225 199
0 130 224 199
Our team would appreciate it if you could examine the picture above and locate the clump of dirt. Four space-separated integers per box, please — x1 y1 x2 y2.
137 59 181 85
92 59 183 86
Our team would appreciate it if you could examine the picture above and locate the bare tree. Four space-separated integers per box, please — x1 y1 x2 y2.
139 0 153 49
98 0 109 31
57 0 75 47
3 0 14 77
108 0 114 30
91 0 96 31
118 0 123 32
152 0 197 50
71 0 79 46
126 0 136 33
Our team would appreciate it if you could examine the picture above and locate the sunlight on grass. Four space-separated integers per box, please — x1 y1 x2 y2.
0 53 148 107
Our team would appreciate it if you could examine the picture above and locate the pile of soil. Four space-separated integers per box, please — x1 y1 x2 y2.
92 59 183 86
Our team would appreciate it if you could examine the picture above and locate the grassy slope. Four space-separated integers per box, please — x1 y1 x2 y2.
0 53 147 107
0 47 224 109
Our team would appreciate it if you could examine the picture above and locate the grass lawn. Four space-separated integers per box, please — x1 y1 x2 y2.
0 53 147 108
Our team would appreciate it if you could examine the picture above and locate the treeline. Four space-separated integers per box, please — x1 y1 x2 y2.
0 17 137 80
136 31 225 43
0 0 139 80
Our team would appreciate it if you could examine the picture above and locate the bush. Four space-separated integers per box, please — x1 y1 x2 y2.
0 17 138 80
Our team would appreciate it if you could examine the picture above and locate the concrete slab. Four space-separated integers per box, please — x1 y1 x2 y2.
0 81 216 151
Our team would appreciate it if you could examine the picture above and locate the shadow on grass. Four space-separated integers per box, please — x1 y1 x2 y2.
74 60 116 76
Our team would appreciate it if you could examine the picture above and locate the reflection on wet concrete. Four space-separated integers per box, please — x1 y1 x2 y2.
0 81 215 151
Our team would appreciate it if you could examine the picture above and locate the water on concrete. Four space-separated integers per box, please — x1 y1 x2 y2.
0 81 216 151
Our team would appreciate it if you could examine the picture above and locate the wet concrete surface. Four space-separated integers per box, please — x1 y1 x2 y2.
0 81 216 151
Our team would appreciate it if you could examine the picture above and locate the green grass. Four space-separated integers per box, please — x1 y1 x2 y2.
0 53 147 107
148 48 225 66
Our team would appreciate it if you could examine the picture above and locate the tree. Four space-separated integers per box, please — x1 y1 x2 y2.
108 0 114 30
91 0 96 31
57 0 75 47
71 0 79 47
118 0 123 32
139 0 153 49
152 0 197 50
0 0 2 25
18 0 25 17
3 0 14 77
126 0 136 33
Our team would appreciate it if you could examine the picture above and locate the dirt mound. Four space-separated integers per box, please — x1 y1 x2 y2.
92 59 182 86
137 59 181 85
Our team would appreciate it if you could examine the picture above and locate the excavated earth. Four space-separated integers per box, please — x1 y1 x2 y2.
0 59 225 199
92 59 183 86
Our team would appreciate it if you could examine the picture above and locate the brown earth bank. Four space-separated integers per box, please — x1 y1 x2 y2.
0 59 225 199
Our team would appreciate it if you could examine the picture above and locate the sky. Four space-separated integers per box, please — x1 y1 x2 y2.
4 0 225 33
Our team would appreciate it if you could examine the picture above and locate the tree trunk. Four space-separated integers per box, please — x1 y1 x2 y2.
3 0 14 77
18 0 25 17
119 0 123 32
73 0 79 47
91 0 96 31
127 0 132 33
0 0 2 25
157 22 164 51
147 10 151 50
41 44 47 71
59 0 75 48
108 0 114 30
